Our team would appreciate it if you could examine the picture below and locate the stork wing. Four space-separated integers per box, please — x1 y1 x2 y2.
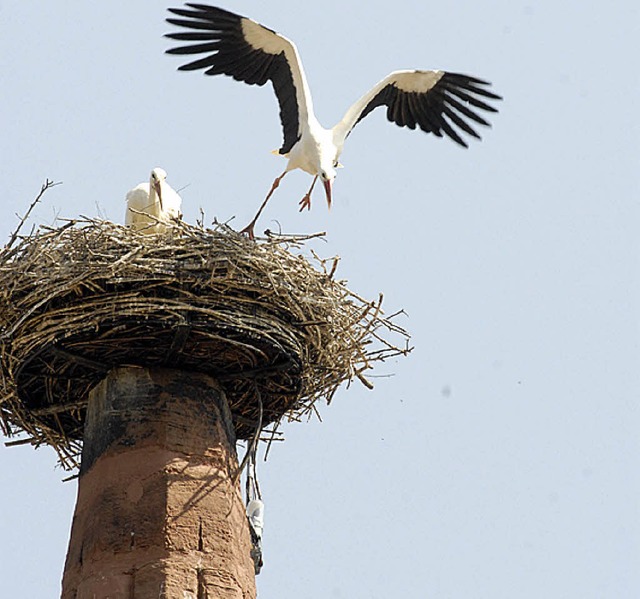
334 70 502 148
165 4 313 155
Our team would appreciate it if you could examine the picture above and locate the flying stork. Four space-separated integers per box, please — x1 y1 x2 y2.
125 167 183 234
165 4 501 238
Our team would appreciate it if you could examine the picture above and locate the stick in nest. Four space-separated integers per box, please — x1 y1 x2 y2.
5 179 62 251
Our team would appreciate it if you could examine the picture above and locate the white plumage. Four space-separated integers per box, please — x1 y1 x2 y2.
166 4 501 237
125 167 182 233
246 497 264 573
246 499 264 540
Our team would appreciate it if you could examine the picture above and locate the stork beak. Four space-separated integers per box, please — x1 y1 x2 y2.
152 180 164 210
323 178 332 210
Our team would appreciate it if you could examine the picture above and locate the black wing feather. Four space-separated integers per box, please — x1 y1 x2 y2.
442 105 480 139
353 71 501 147
166 4 301 154
414 96 442 135
168 32 221 41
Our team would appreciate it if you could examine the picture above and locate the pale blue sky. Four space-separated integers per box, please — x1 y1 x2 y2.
1 1 639 597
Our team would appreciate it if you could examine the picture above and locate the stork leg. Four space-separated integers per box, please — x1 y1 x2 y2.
298 176 318 212
240 170 288 240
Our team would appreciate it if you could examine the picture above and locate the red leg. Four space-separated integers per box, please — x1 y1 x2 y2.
240 170 288 239
298 176 318 212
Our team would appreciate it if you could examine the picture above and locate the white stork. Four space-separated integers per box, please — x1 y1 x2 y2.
125 167 183 233
165 4 501 238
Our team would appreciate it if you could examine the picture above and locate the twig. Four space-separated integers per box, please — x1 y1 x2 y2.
4 437 33 447
234 386 264 484
5 179 62 250
264 230 327 243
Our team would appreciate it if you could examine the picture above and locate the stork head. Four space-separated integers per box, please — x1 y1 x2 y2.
150 167 167 209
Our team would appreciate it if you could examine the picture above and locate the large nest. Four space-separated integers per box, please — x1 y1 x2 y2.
0 209 410 468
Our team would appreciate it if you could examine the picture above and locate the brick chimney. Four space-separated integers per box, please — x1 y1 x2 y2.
61 366 256 598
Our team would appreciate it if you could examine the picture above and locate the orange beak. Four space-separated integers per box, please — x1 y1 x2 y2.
323 178 332 210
